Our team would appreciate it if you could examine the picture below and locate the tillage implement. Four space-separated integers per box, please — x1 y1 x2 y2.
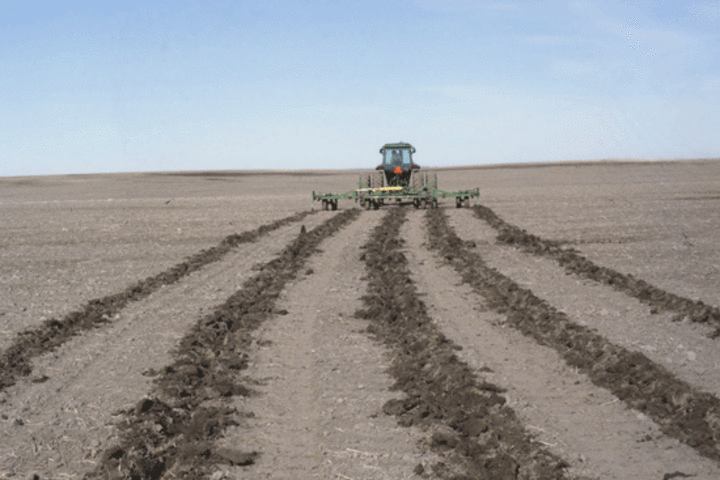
312 142 479 210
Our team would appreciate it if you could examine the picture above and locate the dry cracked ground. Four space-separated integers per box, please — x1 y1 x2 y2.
1 160 720 479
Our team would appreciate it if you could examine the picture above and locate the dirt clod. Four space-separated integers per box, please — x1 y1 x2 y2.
213 447 257 466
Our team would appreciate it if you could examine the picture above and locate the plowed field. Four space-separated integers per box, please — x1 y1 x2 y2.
2 160 720 479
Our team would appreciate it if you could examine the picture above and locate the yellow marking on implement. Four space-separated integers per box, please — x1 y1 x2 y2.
356 186 404 193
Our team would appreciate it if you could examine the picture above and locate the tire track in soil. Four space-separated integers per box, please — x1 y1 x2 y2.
0 210 314 392
219 209 436 479
471 205 720 336
405 210 720 479
355 207 570 479
0 213 335 479
426 208 720 464
87 209 360 479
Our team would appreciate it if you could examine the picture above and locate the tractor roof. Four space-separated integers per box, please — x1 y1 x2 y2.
380 142 415 150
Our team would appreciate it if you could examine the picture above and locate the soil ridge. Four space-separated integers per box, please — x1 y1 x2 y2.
427 208 720 463
88 209 360 479
0 210 315 392
356 207 570 479
471 205 720 336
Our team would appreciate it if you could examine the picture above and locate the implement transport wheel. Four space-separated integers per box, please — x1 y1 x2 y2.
456 196 470 208
413 198 421 209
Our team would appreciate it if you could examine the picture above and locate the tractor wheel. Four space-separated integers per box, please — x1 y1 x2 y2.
369 170 384 189
359 172 372 189
411 171 425 191
429 171 438 190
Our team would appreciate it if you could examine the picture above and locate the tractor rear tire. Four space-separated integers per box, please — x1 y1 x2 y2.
429 171 438 189
411 171 425 191
359 172 371 189
369 171 384 189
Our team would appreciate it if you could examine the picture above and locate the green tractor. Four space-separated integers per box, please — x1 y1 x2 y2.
377 142 419 187
313 142 478 210
362 142 434 190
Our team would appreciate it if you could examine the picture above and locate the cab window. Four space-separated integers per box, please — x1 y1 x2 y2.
384 148 412 166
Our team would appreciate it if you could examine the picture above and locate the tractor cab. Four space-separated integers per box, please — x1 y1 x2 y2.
378 142 419 186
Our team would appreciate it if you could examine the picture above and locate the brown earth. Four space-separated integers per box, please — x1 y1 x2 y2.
1 159 719 479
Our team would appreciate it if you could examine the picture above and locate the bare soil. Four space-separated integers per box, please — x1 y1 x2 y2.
403 210 720 479
1 160 719 479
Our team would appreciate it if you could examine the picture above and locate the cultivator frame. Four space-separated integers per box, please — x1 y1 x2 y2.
312 174 479 210
313 142 479 211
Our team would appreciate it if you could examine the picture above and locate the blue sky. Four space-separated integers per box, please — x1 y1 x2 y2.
1 0 719 176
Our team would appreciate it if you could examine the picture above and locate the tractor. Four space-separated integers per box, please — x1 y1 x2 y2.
313 142 478 210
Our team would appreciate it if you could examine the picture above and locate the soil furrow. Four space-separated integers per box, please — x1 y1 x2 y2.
88 209 360 479
0 210 315 392
471 204 720 335
426 208 720 463
449 208 720 399
405 210 720 479
218 209 436 479
355 207 570 479
0 212 335 479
